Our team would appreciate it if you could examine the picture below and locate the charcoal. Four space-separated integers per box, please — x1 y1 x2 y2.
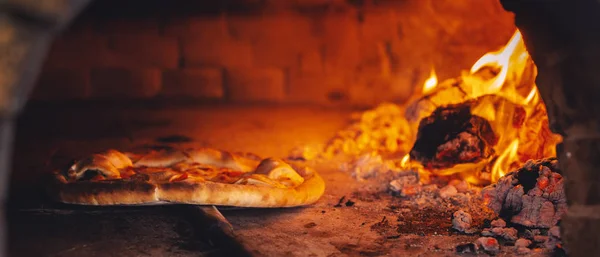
491 227 518 241
481 229 494 237
334 196 346 207
409 102 498 169
523 229 541 240
475 237 500 254
533 235 549 243
481 227 518 241
393 185 422 197
452 210 477 234
544 226 561 250
491 218 506 228
515 238 532 248
455 243 477 253
481 158 566 228
388 172 420 196
516 247 531 255
450 180 470 193
439 185 458 199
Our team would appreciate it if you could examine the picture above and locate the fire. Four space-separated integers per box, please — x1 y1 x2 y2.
469 31 526 96
490 139 519 182
326 29 562 185
422 68 438 94
420 29 563 183
400 154 410 167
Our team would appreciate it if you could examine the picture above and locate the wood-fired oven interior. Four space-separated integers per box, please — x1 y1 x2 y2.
2 0 599 256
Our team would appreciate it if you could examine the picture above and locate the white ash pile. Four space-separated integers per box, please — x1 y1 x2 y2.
453 158 566 255
340 152 405 182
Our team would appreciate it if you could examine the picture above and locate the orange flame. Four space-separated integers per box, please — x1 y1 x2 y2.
491 139 519 182
470 31 525 95
422 68 438 94
400 154 410 168
411 29 561 183
327 29 561 185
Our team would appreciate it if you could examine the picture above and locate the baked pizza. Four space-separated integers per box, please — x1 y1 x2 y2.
49 148 325 207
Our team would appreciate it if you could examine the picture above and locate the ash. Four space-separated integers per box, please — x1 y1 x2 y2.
360 157 566 256
481 158 566 228
452 158 566 255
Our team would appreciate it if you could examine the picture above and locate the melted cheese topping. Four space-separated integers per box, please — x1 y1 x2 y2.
65 149 309 189
68 150 132 181
234 174 287 188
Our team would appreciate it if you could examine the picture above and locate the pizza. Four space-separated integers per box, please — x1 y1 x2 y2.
49 148 326 207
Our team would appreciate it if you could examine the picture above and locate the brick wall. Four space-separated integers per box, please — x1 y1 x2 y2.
30 0 515 107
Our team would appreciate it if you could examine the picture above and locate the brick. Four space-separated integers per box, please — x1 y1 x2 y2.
31 69 91 101
360 10 398 42
110 35 179 69
164 16 228 40
349 70 417 106
292 0 346 6
43 34 142 69
99 19 160 36
229 14 319 68
162 68 224 99
90 68 161 98
357 40 392 77
318 11 361 73
182 37 253 68
299 51 325 74
562 210 600 257
226 68 286 102
288 72 349 104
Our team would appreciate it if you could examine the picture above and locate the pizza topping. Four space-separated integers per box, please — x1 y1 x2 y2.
78 170 106 181
134 150 188 167
145 170 184 182
68 154 122 181
52 147 326 208
61 148 309 188
255 158 305 188
66 150 135 181
104 150 133 169
234 174 287 188
119 167 137 179
169 173 188 182
186 148 257 172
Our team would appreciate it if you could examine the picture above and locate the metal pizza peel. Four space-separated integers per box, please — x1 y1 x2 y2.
196 205 235 235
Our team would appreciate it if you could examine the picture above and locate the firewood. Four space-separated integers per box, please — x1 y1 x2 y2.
409 101 498 170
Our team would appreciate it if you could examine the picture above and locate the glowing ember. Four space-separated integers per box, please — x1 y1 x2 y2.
422 68 438 94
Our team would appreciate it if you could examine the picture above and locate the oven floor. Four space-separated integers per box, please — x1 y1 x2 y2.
8 103 545 257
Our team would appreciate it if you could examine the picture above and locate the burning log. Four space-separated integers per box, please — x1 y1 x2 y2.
481 158 566 228
409 102 498 170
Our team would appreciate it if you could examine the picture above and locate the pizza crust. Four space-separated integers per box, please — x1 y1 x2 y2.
51 172 325 207
157 172 325 208
50 178 159 205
